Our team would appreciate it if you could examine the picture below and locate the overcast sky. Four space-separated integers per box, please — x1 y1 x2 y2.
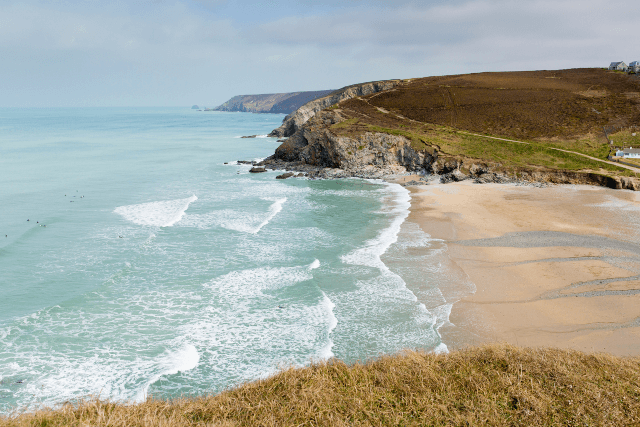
1 0 637 107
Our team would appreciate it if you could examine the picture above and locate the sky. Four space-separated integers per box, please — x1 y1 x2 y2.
1 0 638 107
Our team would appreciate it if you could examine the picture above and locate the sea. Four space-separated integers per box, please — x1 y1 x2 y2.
0 108 471 413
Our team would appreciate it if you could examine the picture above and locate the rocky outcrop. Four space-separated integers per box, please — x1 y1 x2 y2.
268 110 435 175
268 80 402 138
261 109 640 191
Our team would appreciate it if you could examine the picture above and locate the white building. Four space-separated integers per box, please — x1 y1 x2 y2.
615 148 640 158
609 61 628 71
629 61 640 74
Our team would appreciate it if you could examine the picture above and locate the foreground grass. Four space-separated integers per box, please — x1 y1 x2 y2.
3 345 640 426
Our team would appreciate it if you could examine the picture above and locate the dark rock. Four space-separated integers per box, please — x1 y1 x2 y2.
469 164 489 176
440 170 469 183
402 180 427 186
276 172 295 180
237 160 255 165
241 135 257 139
249 167 266 173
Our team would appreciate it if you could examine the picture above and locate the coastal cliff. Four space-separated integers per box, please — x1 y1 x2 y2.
212 90 334 114
268 80 402 137
262 68 640 190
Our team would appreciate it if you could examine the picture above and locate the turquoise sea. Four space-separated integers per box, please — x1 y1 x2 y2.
0 108 469 413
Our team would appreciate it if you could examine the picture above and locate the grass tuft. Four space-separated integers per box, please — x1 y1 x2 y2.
2 344 639 426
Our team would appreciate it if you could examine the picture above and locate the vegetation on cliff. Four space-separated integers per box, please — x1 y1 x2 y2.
3 345 639 426
270 68 640 187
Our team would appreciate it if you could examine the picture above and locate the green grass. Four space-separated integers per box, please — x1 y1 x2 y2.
330 118 359 129
360 123 633 176
365 125 430 152
609 129 640 148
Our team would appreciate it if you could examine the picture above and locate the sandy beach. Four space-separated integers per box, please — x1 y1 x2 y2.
404 179 640 356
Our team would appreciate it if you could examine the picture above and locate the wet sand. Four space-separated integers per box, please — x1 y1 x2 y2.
406 180 640 356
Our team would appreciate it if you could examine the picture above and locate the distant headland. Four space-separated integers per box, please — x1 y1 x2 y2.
209 90 335 114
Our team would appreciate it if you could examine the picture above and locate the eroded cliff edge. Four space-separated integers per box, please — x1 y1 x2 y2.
260 69 640 190
268 80 401 137
260 109 640 190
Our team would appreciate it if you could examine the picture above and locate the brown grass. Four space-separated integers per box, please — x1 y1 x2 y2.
369 69 640 141
3 344 640 426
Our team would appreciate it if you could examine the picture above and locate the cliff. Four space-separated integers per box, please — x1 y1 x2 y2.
212 90 334 114
263 69 640 190
268 80 402 137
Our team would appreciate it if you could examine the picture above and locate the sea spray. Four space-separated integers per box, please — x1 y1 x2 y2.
114 195 198 227
317 291 338 360
135 344 200 402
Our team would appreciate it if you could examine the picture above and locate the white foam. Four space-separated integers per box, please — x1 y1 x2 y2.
205 264 313 296
309 259 320 270
317 292 338 360
254 198 286 234
114 195 197 227
186 197 286 234
432 343 449 354
431 303 454 330
135 344 200 402
341 183 410 270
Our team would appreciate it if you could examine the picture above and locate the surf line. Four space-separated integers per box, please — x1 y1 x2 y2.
251 197 287 234
342 180 455 353
308 259 338 360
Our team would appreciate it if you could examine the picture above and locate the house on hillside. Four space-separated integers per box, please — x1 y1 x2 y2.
609 61 628 71
615 148 640 158
629 61 640 74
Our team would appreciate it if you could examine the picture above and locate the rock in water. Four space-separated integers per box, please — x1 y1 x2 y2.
276 172 295 179
249 167 266 173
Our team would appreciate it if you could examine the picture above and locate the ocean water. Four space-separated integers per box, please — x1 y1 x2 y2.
0 108 461 413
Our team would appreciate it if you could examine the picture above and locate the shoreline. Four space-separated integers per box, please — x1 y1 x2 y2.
401 179 640 356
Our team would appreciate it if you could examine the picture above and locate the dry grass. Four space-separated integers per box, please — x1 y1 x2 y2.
3 344 640 426
610 129 640 148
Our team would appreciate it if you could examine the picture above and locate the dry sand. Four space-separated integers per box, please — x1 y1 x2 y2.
405 179 640 356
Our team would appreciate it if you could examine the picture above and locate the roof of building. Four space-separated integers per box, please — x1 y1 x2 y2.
620 148 640 154
630 61 640 66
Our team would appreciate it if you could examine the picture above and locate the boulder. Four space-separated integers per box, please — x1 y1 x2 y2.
249 167 266 173
440 170 469 183
276 172 295 179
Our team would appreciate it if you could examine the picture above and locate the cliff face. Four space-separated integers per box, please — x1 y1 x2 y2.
263 109 640 190
261 69 640 190
213 90 334 114
272 110 434 173
268 80 402 137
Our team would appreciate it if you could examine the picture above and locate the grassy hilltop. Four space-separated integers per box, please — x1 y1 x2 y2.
3 345 640 426
325 68 640 178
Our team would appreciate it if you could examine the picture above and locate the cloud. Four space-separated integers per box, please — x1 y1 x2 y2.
0 0 638 106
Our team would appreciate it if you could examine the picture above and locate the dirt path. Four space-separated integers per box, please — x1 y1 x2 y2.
456 131 640 173
357 96 640 173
